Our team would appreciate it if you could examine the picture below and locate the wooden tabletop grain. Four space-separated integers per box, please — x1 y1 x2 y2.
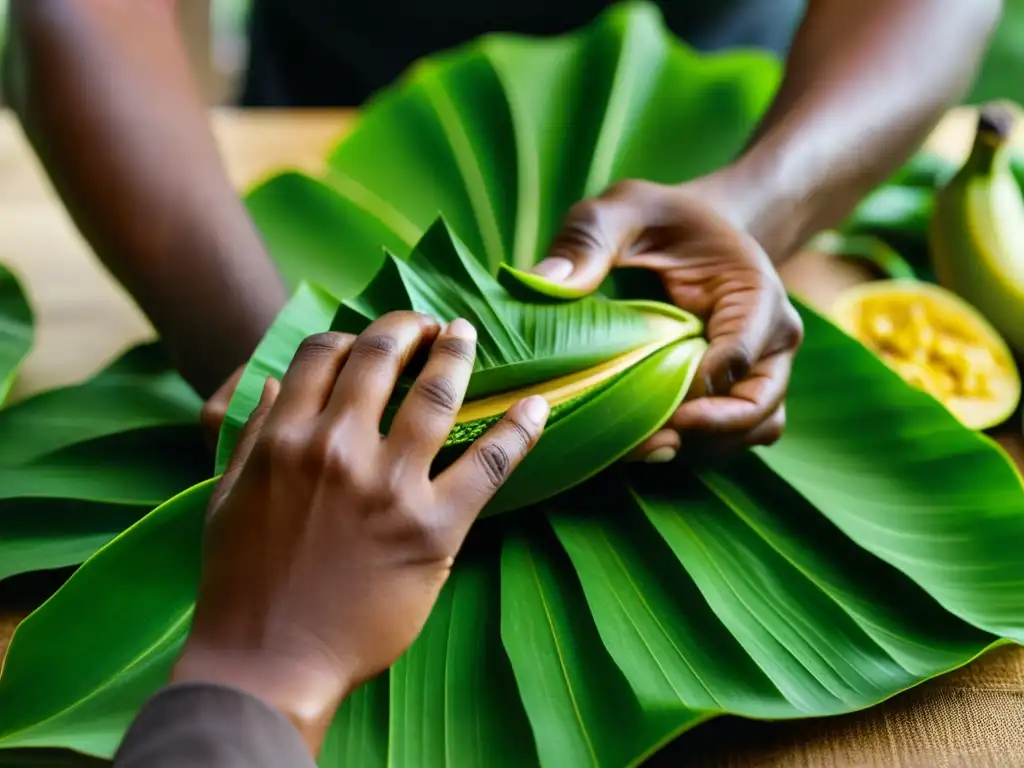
0 106 1022 767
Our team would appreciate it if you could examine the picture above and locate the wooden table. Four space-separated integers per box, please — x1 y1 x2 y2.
1 107 1022 766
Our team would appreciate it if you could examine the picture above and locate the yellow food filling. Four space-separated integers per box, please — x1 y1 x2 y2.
455 312 691 424
845 292 1017 428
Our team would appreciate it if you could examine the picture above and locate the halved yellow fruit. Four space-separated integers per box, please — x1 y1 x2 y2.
831 279 1021 430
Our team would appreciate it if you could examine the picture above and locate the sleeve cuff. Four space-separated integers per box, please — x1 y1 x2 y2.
114 682 315 768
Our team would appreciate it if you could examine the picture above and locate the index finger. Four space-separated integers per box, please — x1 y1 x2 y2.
695 286 778 400
671 349 794 434
323 311 440 430
386 318 478 467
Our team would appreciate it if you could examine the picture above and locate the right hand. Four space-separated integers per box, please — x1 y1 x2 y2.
171 311 549 753
534 178 803 462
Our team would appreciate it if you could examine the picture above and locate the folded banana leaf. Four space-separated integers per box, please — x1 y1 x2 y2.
0 265 33 405
0 343 207 582
2 3 1023 767
218 219 707 514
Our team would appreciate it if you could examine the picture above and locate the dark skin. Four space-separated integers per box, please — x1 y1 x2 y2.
173 312 550 754
4 0 1002 462
3 0 1005 758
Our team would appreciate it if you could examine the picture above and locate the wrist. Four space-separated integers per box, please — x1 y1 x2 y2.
170 644 352 755
683 153 816 264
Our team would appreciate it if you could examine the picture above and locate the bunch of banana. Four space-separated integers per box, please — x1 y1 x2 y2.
930 103 1024 359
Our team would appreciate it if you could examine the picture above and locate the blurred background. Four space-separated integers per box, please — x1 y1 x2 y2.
0 0 1022 106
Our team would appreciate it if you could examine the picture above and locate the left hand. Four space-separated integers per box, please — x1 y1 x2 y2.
532 178 804 462
199 364 246 450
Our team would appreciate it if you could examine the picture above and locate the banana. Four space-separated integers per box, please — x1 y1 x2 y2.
930 103 1024 358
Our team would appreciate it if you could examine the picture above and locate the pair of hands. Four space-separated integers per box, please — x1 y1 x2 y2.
175 312 549 750
203 179 805 462
178 179 804 755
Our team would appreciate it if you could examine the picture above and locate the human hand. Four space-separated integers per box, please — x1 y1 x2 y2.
532 179 804 462
199 364 246 449
171 311 549 754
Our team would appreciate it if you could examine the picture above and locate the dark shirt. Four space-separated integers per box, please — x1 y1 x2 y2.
114 683 316 768
240 0 803 107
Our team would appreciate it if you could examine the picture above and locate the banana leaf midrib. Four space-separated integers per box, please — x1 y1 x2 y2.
697 471 951 686
577 520 720 706
582 5 666 198
323 169 421 250
418 64 508 273
523 542 602 765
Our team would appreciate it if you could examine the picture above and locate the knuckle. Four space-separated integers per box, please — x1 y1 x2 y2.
782 308 805 348
306 431 347 473
474 442 511 489
345 464 384 503
554 201 604 253
721 343 753 381
433 336 476 365
257 425 308 467
259 424 357 477
351 333 398 362
604 178 651 200
200 398 227 431
761 410 787 446
414 376 461 414
415 524 450 560
389 507 449 559
383 468 412 500
384 309 431 326
297 331 348 359
504 415 537 454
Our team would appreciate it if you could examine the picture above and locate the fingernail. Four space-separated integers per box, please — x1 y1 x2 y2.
644 446 677 464
531 257 574 282
447 317 477 341
520 395 550 425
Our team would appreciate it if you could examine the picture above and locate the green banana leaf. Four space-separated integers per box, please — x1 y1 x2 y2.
217 220 707 513
0 343 207 582
0 264 34 405
806 230 919 282
2 301 1021 765
3 3 1024 767
884 150 957 189
243 2 780 300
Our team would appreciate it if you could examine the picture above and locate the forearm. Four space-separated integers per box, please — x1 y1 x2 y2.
5 0 287 397
705 0 1002 263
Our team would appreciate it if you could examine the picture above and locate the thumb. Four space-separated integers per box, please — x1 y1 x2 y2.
532 198 632 294
209 377 280 512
